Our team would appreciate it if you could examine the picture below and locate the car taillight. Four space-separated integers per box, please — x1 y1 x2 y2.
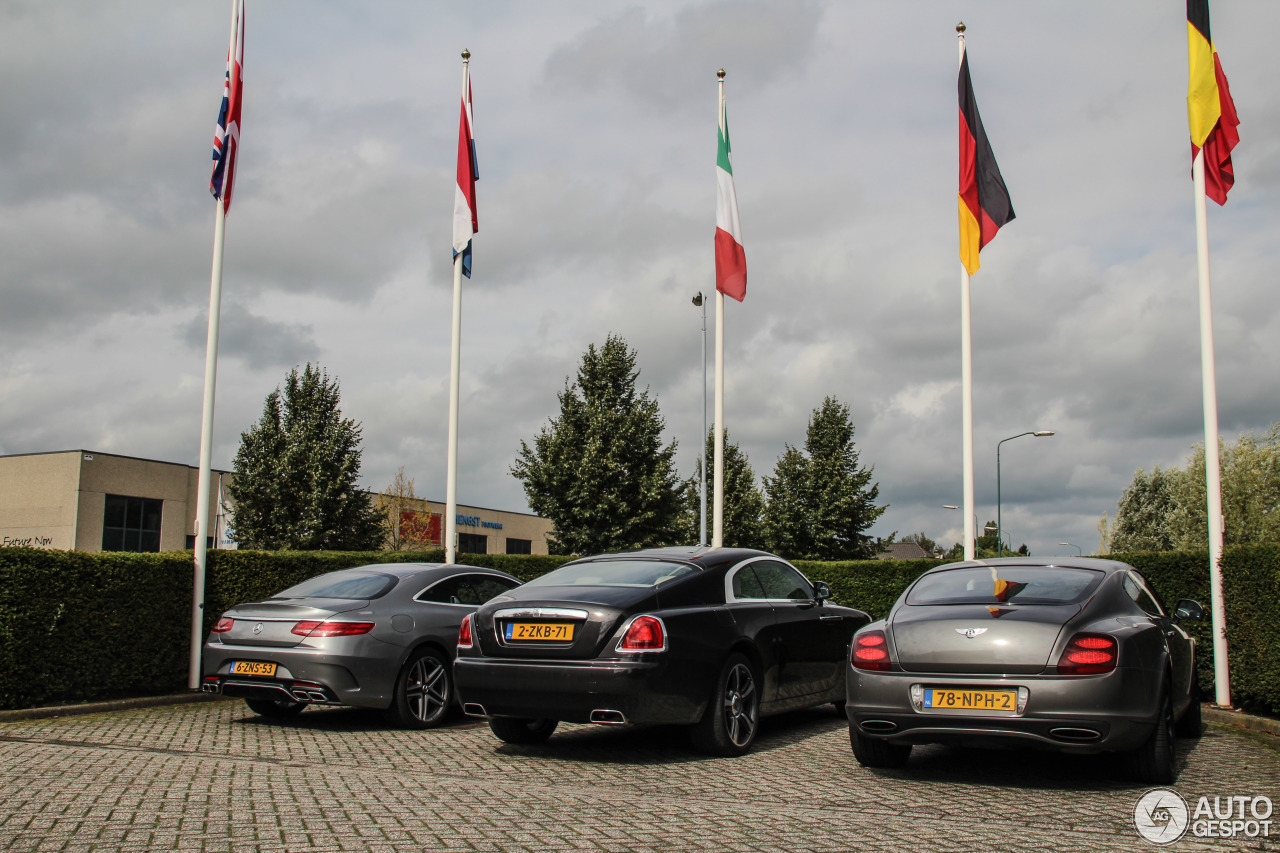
618 615 666 652
211 617 234 633
290 620 375 637
1057 633 1117 675
457 614 474 649
852 629 891 671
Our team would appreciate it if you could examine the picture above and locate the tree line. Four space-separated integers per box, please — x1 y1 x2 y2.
1103 423 1280 553
512 334 886 559
222 340 887 561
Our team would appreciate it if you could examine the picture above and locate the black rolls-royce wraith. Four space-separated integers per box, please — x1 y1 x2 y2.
454 546 870 755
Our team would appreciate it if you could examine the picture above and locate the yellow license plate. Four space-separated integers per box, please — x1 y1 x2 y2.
505 622 575 641
229 661 277 677
924 688 1015 711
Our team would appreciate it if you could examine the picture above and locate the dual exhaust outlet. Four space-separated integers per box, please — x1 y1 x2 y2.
462 703 627 726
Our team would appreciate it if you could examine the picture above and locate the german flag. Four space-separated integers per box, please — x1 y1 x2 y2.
1187 0 1240 205
958 43 1014 276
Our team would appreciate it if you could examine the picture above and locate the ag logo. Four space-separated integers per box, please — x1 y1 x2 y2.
253 623 263 635
955 627 988 639
1134 789 1189 844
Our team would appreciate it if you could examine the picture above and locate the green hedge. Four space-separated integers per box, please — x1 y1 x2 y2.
1 546 1276 715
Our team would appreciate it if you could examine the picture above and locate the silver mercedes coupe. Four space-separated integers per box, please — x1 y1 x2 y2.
845 557 1203 783
201 563 521 727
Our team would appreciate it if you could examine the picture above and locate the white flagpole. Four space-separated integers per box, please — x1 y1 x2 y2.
189 0 239 691
444 52 469 566
958 27 976 563
712 73 727 550
1192 149 1231 707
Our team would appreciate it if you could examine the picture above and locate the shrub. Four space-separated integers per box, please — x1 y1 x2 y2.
0 546 1275 715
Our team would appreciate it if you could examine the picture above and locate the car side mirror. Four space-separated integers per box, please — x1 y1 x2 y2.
1174 599 1204 621
813 581 832 603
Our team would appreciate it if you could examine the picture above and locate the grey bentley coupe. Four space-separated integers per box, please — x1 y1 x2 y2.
845 557 1203 783
202 563 522 728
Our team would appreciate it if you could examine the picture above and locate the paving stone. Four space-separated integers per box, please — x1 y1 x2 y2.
1 701 1277 851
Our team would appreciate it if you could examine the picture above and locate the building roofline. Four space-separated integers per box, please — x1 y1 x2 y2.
0 449 232 476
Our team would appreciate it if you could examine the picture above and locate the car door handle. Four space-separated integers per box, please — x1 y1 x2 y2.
819 615 843 621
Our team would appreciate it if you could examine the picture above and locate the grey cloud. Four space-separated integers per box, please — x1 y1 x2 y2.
181 303 319 371
542 1 823 112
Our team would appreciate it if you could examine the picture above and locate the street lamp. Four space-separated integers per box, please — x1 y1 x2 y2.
692 292 707 546
943 505 978 552
1060 541 1082 556
997 430 1054 558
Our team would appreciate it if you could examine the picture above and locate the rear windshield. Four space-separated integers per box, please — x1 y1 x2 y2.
271 571 398 601
519 560 696 590
906 566 1104 606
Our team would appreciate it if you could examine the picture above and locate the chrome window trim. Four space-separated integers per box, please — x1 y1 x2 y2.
493 607 590 620
413 571 520 605
614 614 669 654
723 556 816 604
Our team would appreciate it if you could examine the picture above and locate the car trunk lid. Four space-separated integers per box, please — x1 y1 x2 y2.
476 587 655 659
219 599 369 648
891 603 1080 674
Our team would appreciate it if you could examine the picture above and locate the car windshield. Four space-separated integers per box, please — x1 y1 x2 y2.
271 571 398 601
906 566 1104 606
519 560 697 589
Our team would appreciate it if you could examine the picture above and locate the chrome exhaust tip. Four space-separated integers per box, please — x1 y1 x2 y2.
463 703 488 718
1049 727 1101 742
589 709 627 725
859 719 899 733
200 681 221 694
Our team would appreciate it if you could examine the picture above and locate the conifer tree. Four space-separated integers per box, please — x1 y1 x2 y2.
762 397 886 560
229 364 385 550
512 335 682 554
676 428 766 549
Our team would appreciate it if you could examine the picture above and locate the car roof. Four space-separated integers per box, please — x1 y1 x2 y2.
567 546 777 572
925 556 1135 575
341 562 508 578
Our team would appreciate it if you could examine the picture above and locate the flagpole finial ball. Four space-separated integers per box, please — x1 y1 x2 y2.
461 49 471 60
956 22 966 34
717 68 726 80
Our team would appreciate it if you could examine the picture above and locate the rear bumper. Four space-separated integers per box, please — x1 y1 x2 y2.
454 656 705 725
202 641 394 709
846 665 1161 753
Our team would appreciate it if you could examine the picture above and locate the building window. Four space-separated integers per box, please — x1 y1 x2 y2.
457 533 487 554
505 538 532 555
102 495 162 553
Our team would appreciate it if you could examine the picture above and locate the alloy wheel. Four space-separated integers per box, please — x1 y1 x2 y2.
722 662 758 747
405 655 449 723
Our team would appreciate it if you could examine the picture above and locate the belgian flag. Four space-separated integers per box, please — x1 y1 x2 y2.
1187 0 1240 205
958 43 1014 276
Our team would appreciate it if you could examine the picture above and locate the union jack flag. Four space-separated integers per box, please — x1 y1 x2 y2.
210 0 245 211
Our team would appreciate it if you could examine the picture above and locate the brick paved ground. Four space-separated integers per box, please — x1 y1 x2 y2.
1 699 1277 852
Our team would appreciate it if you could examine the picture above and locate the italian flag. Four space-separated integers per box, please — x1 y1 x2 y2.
715 97 747 301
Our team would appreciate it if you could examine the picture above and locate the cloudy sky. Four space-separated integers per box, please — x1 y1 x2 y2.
3 1 1278 557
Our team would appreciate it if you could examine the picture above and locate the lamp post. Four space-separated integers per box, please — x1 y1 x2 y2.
943 505 977 553
692 292 708 546
1060 541 1082 556
997 430 1054 558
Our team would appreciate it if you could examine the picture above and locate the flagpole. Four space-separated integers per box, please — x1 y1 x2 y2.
1193 149 1231 707
712 70 727 550
445 50 469 566
957 24 976 562
188 0 239 691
